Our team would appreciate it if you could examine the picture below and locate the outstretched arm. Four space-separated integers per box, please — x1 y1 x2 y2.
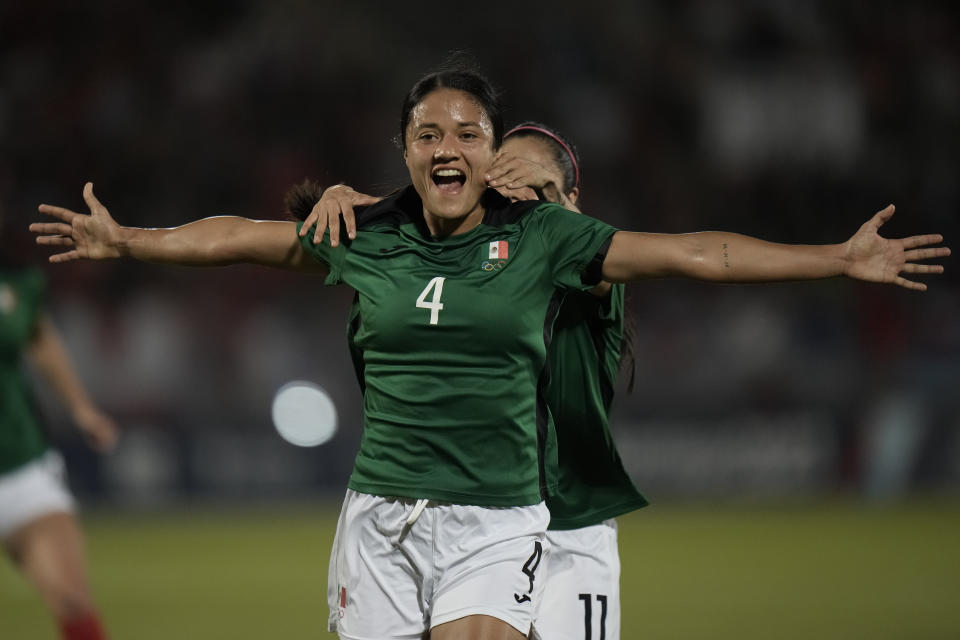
31 182 327 273
602 205 949 290
28 315 118 453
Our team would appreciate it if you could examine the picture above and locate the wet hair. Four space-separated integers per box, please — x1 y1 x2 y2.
504 121 581 195
398 59 504 151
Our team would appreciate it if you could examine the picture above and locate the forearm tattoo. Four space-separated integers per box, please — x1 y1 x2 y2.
722 242 730 268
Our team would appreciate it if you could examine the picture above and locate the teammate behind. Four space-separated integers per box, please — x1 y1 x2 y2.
1 216 117 640
496 123 647 640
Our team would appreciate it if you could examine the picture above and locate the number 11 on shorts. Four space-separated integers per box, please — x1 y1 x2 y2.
579 593 608 640
415 276 446 325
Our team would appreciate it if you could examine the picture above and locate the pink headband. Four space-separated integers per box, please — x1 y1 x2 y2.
504 125 580 190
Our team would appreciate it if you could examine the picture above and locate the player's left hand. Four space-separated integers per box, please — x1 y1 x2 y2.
485 151 562 195
844 205 950 290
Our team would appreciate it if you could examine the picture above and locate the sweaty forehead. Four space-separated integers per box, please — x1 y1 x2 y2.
408 89 491 130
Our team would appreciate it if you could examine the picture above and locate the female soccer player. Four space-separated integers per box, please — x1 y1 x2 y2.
494 123 644 640
302 121 645 640
1 219 117 640
30 64 948 640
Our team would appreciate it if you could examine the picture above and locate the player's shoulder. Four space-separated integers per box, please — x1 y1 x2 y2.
479 189 546 228
351 186 422 231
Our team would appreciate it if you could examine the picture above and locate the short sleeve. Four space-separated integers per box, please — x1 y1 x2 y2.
296 221 348 285
533 204 618 291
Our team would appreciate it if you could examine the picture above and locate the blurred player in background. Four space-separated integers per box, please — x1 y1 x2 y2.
302 121 647 640
1 214 117 640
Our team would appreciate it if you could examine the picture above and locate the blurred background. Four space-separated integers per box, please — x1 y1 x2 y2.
1 1 958 637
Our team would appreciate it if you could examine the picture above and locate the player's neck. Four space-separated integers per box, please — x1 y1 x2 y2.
422 205 484 239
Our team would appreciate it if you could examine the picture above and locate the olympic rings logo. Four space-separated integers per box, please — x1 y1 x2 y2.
480 260 506 272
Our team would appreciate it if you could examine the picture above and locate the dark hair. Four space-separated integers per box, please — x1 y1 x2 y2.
398 59 503 151
504 121 581 195
283 178 324 221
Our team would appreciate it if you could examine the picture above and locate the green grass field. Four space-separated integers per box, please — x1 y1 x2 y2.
2 499 958 639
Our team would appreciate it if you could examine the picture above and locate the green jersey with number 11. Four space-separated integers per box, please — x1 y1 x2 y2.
298 186 616 507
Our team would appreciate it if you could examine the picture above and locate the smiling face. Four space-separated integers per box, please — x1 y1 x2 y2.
404 88 497 236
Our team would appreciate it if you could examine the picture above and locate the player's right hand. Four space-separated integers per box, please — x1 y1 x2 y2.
298 184 381 247
32 182 124 262
73 404 119 454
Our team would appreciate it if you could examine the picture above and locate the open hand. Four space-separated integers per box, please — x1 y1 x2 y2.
297 184 381 247
31 182 124 262
844 205 950 290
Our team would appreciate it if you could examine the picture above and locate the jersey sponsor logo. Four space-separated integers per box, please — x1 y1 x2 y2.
488 240 509 260
480 260 506 272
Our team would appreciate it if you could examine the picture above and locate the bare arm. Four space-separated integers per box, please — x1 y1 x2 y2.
119 216 321 270
31 182 327 273
602 205 949 290
27 315 117 452
603 231 847 282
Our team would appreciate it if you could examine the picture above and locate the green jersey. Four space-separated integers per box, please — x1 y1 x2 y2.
0 267 49 474
544 285 648 530
299 187 616 507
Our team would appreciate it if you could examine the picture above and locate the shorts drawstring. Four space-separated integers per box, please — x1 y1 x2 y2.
396 498 429 545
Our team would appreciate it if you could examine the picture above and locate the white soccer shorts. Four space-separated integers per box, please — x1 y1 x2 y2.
327 489 551 639
532 519 621 640
0 451 76 539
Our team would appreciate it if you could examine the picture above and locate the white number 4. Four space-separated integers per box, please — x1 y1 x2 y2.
415 277 446 325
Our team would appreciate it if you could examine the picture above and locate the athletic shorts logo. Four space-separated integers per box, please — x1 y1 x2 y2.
513 541 543 604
